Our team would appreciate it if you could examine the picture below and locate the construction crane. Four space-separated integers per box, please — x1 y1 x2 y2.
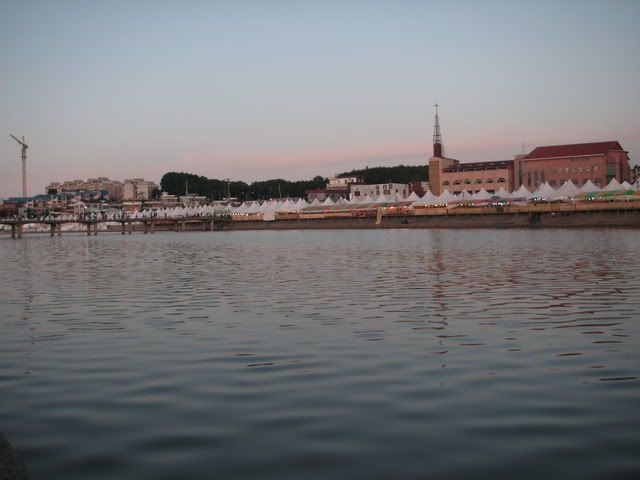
10 134 28 198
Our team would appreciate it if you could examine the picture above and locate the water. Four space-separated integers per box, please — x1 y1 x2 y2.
1 229 639 479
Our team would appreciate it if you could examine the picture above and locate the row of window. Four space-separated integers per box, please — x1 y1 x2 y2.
442 177 507 186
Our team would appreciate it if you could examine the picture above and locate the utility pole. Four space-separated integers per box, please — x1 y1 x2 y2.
10 134 28 197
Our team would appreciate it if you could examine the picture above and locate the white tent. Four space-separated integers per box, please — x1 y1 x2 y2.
579 180 601 193
321 197 336 207
471 188 492 201
412 191 438 206
495 187 510 198
552 180 580 199
458 191 473 201
309 198 322 207
430 189 457 205
294 198 308 210
510 185 531 199
603 178 623 191
405 191 421 202
621 181 633 190
530 182 556 200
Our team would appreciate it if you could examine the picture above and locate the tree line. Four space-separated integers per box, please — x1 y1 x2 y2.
160 172 326 201
160 164 428 201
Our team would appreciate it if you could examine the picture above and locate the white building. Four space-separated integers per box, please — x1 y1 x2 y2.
122 178 159 201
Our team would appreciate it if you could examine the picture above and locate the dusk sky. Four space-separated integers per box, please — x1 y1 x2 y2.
2 0 639 197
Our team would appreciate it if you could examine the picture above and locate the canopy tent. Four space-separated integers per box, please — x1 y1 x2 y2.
321 197 336 207
430 189 457 205
471 188 492 201
551 180 580 200
579 180 601 193
529 182 556 200
494 187 511 198
405 191 421 202
509 185 531 200
603 178 623 192
309 198 323 207
621 181 633 190
412 191 438 206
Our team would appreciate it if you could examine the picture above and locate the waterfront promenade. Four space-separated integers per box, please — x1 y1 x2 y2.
2 201 639 237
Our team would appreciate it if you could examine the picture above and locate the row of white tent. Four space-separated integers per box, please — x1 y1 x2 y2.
17 178 637 223
113 178 640 217
409 178 637 206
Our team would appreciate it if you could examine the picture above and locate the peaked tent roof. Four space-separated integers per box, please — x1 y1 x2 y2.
471 188 492 201
552 180 580 199
603 178 623 191
510 185 531 199
579 180 601 193
412 191 437 206
530 182 556 199
524 141 623 160
495 186 511 198
431 189 457 205
405 191 421 202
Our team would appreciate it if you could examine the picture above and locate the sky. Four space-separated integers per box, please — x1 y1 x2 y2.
2 0 639 197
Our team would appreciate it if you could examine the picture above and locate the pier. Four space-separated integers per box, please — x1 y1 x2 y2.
1 214 231 238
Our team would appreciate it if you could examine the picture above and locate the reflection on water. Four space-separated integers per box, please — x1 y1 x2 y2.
1 229 639 479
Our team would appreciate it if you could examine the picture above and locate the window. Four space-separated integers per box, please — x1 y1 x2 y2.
453 180 461 185
475 178 483 184
443 181 450 186
464 179 471 185
497 177 506 184
486 178 494 184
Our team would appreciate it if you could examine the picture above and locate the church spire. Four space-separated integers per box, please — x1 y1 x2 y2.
433 103 444 158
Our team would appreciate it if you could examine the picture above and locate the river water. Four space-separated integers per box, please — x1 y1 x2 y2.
1 229 639 479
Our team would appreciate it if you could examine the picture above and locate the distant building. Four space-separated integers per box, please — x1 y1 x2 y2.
327 176 363 188
47 177 123 201
305 188 350 203
427 107 633 195
159 192 178 207
305 177 363 202
122 178 159 201
520 141 632 189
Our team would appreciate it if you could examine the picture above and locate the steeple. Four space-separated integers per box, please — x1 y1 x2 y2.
433 103 444 158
